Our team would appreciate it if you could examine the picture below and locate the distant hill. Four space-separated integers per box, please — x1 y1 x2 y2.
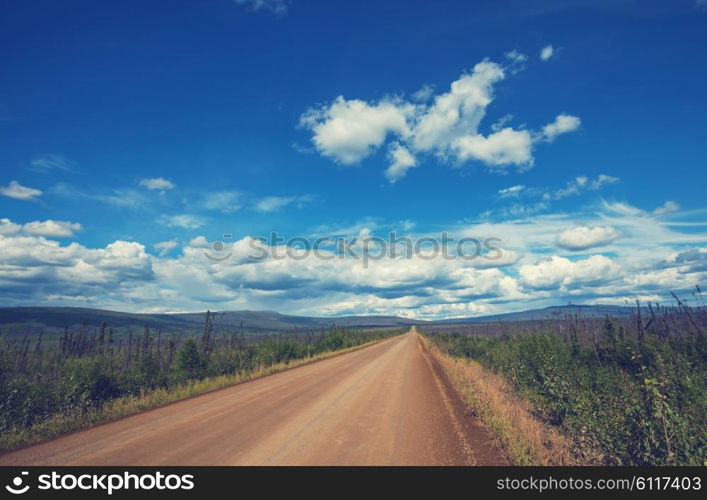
0 304 645 339
435 304 640 324
0 307 417 338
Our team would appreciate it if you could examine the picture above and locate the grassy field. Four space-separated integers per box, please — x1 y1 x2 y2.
421 296 706 465
0 311 404 450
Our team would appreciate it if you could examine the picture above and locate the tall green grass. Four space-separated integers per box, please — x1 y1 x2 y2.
423 298 706 465
0 312 403 450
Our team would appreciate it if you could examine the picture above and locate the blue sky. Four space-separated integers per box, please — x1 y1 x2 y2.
1 0 706 317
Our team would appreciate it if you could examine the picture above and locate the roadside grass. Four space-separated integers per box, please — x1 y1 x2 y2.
0 326 402 451
420 295 706 466
419 335 575 465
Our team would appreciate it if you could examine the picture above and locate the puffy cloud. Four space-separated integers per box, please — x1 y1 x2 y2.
0 218 22 235
540 45 554 61
385 143 417 183
453 128 533 168
519 255 621 290
411 60 504 152
300 58 580 182
158 214 206 229
0 181 42 201
666 248 707 273
299 96 412 165
0 234 155 306
188 236 210 249
542 114 581 141
139 177 175 191
0 218 81 237
23 220 82 238
0 197 705 317
91 241 154 280
556 225 620 251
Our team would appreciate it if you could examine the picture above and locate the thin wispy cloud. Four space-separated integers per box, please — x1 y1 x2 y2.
158 214 206 229
254 194 312 213
497 185 526 198
653 200 680 215
201 190 242 214
542 174 619 201
52 183 152 209
234 0 288 15
139 177 175 191
95 188 151 209
29 154 75 173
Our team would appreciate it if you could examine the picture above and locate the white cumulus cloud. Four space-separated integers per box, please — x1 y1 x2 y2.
519 255 620 290
23 220 82 238
540 45 554 61
300 58 580 183
542 114 581 141
385 143 417 183
556 225 620 251
299 97 412 165
453 128 533 169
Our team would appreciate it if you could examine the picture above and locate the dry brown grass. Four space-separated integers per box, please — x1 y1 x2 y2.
420 336 577 465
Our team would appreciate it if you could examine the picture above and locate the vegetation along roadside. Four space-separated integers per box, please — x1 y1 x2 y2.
0 311 404 451
420 295 706 466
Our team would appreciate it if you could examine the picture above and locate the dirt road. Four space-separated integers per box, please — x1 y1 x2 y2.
0 329 505 465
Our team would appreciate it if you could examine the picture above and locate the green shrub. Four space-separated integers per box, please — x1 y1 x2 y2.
424 318 706 465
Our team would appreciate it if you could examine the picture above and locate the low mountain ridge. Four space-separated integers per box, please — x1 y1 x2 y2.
0 304 640 338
